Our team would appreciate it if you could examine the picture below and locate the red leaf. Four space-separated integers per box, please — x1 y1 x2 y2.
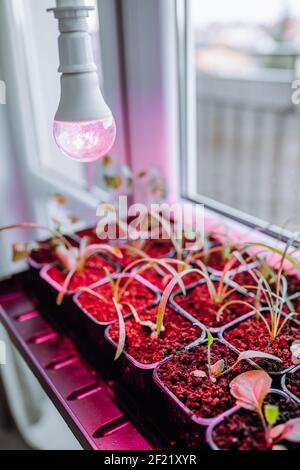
230 370 271 412
270 418 300 443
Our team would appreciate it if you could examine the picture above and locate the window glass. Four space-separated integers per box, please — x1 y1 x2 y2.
184 0 300 229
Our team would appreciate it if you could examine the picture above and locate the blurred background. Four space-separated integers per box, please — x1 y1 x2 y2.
190 0 300 227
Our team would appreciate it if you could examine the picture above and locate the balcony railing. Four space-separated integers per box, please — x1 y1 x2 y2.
196 70 300 227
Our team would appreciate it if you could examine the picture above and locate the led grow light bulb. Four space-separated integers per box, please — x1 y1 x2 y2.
49 0 116 162
53 117 116 162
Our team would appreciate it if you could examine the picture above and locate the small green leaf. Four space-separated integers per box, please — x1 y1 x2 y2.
206 328 214 346
265 404 279 426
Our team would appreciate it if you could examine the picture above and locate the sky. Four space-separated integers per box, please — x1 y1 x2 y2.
191 0 300 25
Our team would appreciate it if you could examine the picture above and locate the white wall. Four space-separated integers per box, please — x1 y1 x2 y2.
0 43 30 277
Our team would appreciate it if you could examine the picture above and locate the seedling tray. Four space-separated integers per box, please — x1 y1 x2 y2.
0 271 174 450
206 389 296 450
281 364 300 404
169 278 254 333
153 338 255 448
105 307 205 396
73 273 161 351
219 311 299 375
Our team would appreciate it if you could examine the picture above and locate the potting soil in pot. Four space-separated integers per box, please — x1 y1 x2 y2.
212 394 300 450
285 368 300 401
108 307 201 365
173 282 254 328
76 279 157 323
223 317 300 372
157 341 251 420
47 255 117 291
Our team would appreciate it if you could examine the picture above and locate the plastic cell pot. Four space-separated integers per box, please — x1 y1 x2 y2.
116 242 176 273
25 235 80 298
37 256 121 332
74 225 100 244
213 260 260 280
206 389 299 450
153 338 256 449
27 234 80 270
169 278 255 334
73 224 125 245
219 310 300 375
104 308 205 397
191 257 260 281
73 273 161 348
281 364 300 404
40 254 121 296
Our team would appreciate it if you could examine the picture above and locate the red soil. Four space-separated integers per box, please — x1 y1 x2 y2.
229 270 257 288
145 240 174 257
285 274 300 296
75 227 101 244
108 307 202 365
30 247 56 265
140 268 202 291
75 225 128 243
232 270 300 297
157 342 251 420
173 282 254 328
194 245 244 272
46 255 117 292
223 316 300 372
285 368 300 401
212 395 300 450
30 236 78 265
76 279 157 323
118 240 174 268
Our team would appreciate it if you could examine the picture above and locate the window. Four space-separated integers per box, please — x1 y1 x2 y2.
0 0 125 276
179 0 300 231
1 0 125 217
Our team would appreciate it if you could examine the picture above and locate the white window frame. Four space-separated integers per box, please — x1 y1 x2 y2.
175 0 300 242
2 0 127 220
0 0 129 277
111 0 180 203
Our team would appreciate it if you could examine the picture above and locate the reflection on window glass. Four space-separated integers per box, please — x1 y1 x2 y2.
190 0 300 229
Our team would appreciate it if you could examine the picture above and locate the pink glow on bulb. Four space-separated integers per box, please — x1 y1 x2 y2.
53 117 116 162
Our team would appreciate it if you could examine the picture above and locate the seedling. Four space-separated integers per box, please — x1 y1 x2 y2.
216 241 299 341
98 203 205 272
110 257 193 359
191 330 281 383
155 252 252 335
114 256 190 299
230 370 300 449
78 267 166 360
0 220 123 303
54 237 123 304
0 193 82 261
0 222 74 261
187 222 245 267
291 340 300 365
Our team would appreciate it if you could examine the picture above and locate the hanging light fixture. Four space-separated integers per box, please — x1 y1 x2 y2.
48 0 116 162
